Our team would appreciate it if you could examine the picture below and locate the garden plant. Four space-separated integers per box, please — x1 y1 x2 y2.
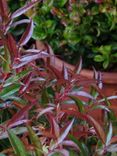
0 0 117 156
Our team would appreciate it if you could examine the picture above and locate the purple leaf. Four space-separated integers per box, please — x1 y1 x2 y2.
48 149 69 156
93 68 103 89
11 19 30 28
19 19 34 46
68 91 95 100
37 107 54 118
13 51 48 69
24 49 42 53
74 56 82 74
11 0 40 19
62 64 69 80
62 140 79 150
8 119 29 128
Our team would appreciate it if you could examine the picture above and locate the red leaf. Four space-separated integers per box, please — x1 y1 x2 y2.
19 19 34 46
11 0 40 19
110 136 117 144
7 33 19 60
47 114 60 139
19 72 32 94
86 115 106 144
0 39 3 46
0 0 9 21
62 109 87 121
50 119 74 150
63 109 106 144
7 103 35 127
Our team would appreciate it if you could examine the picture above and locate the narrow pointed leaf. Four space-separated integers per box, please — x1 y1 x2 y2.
0 84 20 100
27 126 43 156
0 0 9 21
7 103 34 127
87 115 106 144
62 64 69 80
69 95 84 112
106 123 113 146
4 70 30 87
68 91 95 100
11 0 40 19
3 45 11 72
37 107 54 118
19 72 32 94
13 52 48 69
50 119 74 150
7 33 19 59
74 56 82 74
7 129 28 156
19 19 34 46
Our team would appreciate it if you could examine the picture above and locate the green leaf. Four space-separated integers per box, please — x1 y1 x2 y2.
27 126 43 156
41 88 49 105
7 129 28 156
94 55 104 62
69 135 89 156
0 84 20 100
103 59 109 69
56 0 67 7
41 0 54 13
92 105 110 112
4 70 30 87
69 95 84 112
106 123 113 146
3 45 11 73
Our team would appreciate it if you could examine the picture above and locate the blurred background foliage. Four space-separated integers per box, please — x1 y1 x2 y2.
8 0 117 70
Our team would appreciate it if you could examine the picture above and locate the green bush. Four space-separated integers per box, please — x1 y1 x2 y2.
31 0 117 70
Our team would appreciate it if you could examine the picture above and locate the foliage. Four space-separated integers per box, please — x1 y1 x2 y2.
0 0 117 156
27 0 117 70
